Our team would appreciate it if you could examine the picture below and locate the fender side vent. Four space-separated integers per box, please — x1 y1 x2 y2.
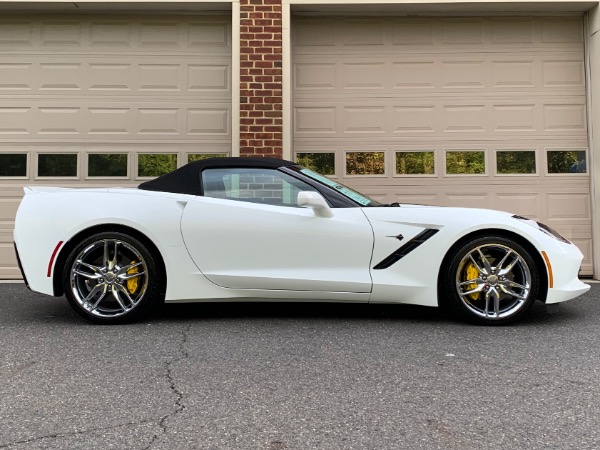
373 228 439 270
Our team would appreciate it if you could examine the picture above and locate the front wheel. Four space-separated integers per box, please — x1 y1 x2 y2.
63 232 162 324
441 236 541 325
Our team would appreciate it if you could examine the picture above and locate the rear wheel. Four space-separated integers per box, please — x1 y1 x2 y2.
63 232 162 324
442 235 541 325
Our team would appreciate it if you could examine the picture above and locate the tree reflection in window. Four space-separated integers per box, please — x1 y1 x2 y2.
395 151 435 175
346 152 385 175
38 154 77 177
496 150 536 175
547 150 587 174
296 153 335 175
446 151 485 175
0 154 27 177
138 154 177 177
88 154 127 177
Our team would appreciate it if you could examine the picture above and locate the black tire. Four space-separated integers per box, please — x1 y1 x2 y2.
63 231 163 324
440 235 541 325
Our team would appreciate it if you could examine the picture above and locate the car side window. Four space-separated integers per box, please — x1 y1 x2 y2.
201 168 318 207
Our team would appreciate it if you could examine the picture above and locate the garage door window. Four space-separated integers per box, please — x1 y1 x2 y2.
88 154 128 178
445 150 485 175
138 153 177 178
547 150 587 174
188 153 228 163
345 151 385 176
296 152 336 176
395 151 435 176
496 150 536 175
37 154 77 178
0 154 27 177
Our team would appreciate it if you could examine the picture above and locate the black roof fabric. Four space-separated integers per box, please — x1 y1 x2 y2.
137 157 297 195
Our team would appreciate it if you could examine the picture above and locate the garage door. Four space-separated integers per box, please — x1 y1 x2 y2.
292 16 593 275
0 15 232 278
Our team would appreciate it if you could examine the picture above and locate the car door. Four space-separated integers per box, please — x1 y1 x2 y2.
180 167 374 293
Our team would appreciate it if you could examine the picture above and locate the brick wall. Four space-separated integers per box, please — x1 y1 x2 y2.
239 0 283 159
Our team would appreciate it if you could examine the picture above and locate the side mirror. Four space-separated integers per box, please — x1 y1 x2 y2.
297 191 334 218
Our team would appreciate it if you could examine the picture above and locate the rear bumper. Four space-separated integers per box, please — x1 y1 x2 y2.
13 242 30 290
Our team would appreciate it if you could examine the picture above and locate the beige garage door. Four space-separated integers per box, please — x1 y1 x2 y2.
293 16 593 275
0 15 232 278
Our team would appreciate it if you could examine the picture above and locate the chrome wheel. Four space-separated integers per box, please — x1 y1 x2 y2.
69 238 149 319
455 243 532 320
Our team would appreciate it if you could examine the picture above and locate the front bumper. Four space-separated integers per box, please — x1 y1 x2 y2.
542 239 590 304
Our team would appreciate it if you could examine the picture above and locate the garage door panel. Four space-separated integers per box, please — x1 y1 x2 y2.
295 54 583 96
0 15 232 278
294 17 584 54
0 57 231 96
293 16 591 275
0 101 231 139
1 16 230 53
294 98 586 139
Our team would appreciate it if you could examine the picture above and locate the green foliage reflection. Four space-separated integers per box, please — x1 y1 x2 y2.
0 154 27 177
296 153 335 175
188 153 227 163
496 151 536 174
88 154 127 177
396 152 435 175
138 154 177 177
38 154 77 177
446 151 485 175
346 152 385 175
547 150 586 174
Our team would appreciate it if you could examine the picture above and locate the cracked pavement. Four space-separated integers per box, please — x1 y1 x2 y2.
2 282 600 449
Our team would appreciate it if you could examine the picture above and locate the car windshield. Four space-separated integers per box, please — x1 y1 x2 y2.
297 167 381 207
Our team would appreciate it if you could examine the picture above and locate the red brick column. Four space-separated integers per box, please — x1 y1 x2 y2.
239 0 283 159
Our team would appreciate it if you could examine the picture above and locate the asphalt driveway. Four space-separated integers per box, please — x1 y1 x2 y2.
1 282 599 449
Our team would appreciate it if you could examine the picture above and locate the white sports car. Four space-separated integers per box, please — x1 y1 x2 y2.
14 157 589 325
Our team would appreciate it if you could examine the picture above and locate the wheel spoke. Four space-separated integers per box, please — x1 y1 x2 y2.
499 285 527 300
103 240 110 268
119 261 144 274
496 250 514 271
77 260 101 273
468 254 485 274
459 278 481 287
89 285 108 312
119 271 146 281
111 287 128 312
477 248 493 274
498 255 520 276
460 284 485 297
73 269 101 280
116 284 137 306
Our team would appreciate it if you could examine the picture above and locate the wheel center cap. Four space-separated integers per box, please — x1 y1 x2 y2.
487 275 499 285
105 272 116 283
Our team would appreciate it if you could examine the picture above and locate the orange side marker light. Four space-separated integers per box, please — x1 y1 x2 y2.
541 251 554 289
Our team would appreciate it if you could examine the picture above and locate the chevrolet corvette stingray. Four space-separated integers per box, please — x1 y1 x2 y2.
14 157 589 324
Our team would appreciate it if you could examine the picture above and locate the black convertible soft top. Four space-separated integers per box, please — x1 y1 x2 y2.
138 157 297 195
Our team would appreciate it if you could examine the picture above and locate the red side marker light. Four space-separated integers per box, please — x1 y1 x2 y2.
47 241 64 278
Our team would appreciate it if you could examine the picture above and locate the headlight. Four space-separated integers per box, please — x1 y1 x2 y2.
512 215 571 244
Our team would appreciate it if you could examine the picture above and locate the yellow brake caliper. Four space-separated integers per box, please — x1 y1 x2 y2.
126 260 140 294
464 262 480 300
